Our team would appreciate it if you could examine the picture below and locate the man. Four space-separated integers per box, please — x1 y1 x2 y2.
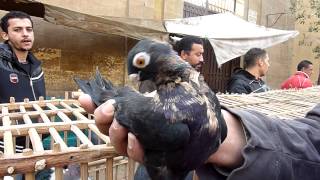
281 60 313 89
78 38 320 179
226 48 270 94
79 91 320 180
0 11 45 103
0 11 49 179
175 36 204 72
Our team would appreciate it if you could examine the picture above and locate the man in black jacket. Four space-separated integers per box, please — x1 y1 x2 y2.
0 11 46 104
0 10 50 179
225 48 270 94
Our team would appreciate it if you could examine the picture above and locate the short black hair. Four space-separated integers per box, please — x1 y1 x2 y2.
297 60 312 71
175 36 203 55
1 11 33 33
244 48 267 69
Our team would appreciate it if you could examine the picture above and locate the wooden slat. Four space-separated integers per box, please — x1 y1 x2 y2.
33 104 68 150
46 103 93 147
1 107 14 156
53 143 64 180
60 102 110 144
20 105 44 152
0 145 115 176
0 121 94 137
80 163 88 180
106 158 113 180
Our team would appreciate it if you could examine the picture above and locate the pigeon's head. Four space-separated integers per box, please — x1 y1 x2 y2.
127 39 191 84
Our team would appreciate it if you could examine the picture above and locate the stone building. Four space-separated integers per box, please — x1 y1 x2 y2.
0 0 182 97
0 0 317 98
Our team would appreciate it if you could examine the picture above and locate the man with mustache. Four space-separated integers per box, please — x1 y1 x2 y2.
138 36 204 96
176 36 204 72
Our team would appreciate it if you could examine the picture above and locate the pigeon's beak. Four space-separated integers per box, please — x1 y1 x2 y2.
129 73 140 82
128 73 140 91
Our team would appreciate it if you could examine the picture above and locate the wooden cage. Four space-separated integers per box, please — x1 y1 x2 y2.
0 97 135 180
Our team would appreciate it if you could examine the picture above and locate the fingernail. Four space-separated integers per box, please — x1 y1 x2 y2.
101 102 114 115
128 133 134 150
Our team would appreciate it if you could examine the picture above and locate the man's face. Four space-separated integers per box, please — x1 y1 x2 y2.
1 18 34 52
181 43 204 71
302 64 313 77
259 54 270 77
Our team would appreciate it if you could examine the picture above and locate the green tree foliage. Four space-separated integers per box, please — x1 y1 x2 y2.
291 0 320 59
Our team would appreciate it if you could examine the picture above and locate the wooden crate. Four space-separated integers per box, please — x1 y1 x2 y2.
0 97 134 180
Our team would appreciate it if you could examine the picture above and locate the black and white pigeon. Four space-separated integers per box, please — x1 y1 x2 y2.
74 39 227 180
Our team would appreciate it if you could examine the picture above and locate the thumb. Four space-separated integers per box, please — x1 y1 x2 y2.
127 132 144 163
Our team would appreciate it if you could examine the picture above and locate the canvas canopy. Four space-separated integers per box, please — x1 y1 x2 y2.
42 4 168 40
10 1 298 66
164 13 299 66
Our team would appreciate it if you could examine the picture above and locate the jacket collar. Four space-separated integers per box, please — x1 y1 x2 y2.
234 69 260 81
295 71 310 79
0 42 41 67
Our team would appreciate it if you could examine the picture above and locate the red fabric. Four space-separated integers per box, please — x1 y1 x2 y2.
281 71 313 89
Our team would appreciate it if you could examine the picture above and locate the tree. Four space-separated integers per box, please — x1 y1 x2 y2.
290 0 320 59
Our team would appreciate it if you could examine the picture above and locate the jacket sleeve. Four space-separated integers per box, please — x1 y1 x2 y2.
305 104 320 122
302 79 313 88
226 79 249 94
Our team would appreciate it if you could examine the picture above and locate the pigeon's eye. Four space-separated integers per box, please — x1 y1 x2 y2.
133 52 150 68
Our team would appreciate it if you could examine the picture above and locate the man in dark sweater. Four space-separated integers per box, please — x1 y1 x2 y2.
79 95 320 180
226 48 270 94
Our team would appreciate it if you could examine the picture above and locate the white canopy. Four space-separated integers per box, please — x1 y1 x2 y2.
164 13 299 66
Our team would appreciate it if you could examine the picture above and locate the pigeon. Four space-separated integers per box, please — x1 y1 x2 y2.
74 39 227 180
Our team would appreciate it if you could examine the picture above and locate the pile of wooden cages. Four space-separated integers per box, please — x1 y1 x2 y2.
0 97 135 180
0 86 319 179
217 86 320 119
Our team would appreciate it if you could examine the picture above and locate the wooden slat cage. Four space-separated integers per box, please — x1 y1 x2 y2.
0 97 135 180
218 86 320 120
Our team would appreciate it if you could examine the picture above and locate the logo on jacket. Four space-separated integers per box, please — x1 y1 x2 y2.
9 73 19 84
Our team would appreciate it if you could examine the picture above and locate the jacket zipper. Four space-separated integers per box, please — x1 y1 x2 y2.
29 75 37 101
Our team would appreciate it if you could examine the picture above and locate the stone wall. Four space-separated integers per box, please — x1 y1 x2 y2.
31 18 139 97
290 0 320 85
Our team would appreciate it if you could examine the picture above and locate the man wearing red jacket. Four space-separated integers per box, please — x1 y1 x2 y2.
281 60 313 89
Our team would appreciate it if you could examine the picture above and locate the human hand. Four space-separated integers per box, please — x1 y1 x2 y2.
78 94 144 163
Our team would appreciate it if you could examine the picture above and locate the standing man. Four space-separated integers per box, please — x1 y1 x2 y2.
0 10 49 179
281 60 313 89
0 11 46 104
225 48 270 94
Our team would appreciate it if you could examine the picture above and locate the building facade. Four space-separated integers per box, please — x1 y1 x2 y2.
0 0 183 97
